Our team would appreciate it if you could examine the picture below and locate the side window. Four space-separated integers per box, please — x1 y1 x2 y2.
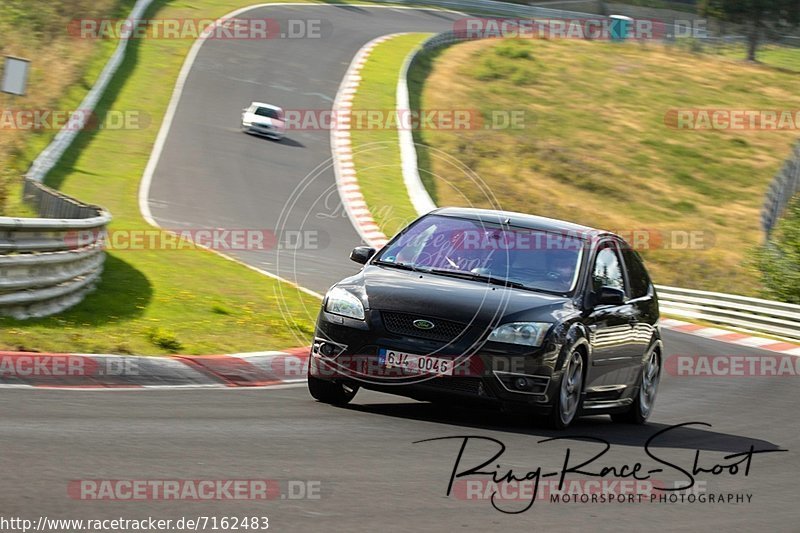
592 244 625 293
621 247 651 299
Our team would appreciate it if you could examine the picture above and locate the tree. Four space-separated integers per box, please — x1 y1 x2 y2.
701 0 800 61
756 195 800 304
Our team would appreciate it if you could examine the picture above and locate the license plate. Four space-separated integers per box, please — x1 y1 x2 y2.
378 349 454 376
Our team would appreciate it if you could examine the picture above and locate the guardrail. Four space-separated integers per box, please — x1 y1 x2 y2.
2 0 153 317
389 0 689 36
762 140 800 239
396 30 483 218
0 180 110 319
656 285 800 341
391 0 603 19
388 0 800 45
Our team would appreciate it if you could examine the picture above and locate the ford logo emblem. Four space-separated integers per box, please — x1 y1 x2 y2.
413 319 435 330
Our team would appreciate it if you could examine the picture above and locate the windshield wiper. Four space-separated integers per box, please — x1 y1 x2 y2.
475 275 531 290
372 260 421 272
423 268 531 290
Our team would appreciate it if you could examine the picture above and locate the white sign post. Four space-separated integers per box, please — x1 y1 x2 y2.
2 56 30 96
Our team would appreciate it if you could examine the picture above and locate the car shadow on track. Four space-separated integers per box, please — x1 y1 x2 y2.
343 401 781 453
278 137 305 148
243 132 305 148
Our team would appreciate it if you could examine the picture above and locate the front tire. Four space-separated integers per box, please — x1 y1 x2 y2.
307 375 358 405
611 350 660 424
546 349 585 429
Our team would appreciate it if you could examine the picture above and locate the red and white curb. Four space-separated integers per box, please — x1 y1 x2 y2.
3 322 799 389
330 34 412 249
660 318 800 356
0 348 310 389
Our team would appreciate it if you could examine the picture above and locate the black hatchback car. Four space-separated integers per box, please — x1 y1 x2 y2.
308 208 662 428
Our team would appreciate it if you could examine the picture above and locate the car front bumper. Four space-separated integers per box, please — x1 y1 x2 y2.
309 308 566 413
243 123 284 139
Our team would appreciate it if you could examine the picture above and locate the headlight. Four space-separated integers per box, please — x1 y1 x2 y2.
488 322 551 347
324 287 365 320
242 120 252 126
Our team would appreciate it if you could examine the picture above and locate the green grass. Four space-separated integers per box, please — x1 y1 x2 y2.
12 35 121 174
709 42 800 73
0 1 135 216
408 38 800 296
600 0 698 12
349 33 432 238
0 0 387 354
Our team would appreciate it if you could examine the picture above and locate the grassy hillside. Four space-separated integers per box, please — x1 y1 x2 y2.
0 0 350 354
0 0 135 215
412 38 800 295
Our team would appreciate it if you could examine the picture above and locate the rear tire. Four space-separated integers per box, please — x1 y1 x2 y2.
611 350 660 424
307 375 358 405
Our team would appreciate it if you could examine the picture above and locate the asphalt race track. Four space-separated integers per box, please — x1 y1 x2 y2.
147 5 464 293
2 5 797 532
2 331 798 531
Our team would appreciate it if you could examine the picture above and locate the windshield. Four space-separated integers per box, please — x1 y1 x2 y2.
254 107 281 119
374 214 585 293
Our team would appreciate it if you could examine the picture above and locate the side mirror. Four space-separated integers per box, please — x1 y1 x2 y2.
350 246 376 265
594 286 625 306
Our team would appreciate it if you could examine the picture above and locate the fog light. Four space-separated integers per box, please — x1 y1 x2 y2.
514 377 529 390
319 343 335 357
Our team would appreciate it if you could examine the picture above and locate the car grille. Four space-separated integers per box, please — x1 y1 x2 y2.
421 377 494 398
381 312 470 342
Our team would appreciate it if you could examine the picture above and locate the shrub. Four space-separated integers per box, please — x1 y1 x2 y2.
146 327 183 352
756 195 800 303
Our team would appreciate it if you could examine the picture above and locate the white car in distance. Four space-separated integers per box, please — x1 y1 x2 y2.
241 102 285 140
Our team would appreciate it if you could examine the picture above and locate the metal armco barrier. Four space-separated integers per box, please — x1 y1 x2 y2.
386 0 799 47
3 0 155 317
656 285 800 341
387 0 685 36
0 180 110 319
762 140 800 239
389 0 599 19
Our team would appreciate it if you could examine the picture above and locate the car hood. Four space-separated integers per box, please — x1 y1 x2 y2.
340 264 576 326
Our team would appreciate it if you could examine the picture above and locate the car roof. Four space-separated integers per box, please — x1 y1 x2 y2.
250 102 282 110
430 207 610 239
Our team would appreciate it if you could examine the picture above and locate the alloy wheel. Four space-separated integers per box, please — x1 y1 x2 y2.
559 351 584 426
